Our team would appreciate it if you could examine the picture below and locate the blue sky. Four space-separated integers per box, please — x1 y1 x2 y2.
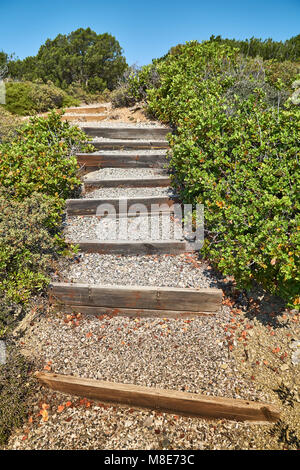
1 0 299 66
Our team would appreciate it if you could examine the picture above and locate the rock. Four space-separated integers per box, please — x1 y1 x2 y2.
0 340 6 364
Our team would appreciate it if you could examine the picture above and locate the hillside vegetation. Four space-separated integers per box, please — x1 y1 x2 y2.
121 40 300 306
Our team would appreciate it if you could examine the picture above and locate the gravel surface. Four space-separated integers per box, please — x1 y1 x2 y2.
65 214 181 242
79 120 169 129
55 253 218 289
82 187 173 199
19 308 267 402
83 168 168 180
9 387 268 450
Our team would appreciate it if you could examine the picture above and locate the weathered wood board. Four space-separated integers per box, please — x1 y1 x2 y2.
82 126 171 140
72 240 186 255
66 196 176 215
35 372 280 423
49 283 222 313
77 153 168 169
83 177 171 191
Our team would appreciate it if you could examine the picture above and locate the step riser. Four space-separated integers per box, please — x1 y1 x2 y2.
55 305 211 319
66 197 175 216
91 141 169 150
62 115 106 122
82 127 170 140
65 107 106 114
71 240 186 255
50 283 222 314
83 178 171 191
77 154 168 169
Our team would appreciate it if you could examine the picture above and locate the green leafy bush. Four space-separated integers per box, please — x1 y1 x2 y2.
0 110 92 199
4 81 78 115
0 192 62 307
147 41 300 306
112 64 160 108
0 111 92 330
0 107 22 143
66 83 112 104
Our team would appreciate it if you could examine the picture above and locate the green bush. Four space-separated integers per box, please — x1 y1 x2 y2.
112 64 160 108
0 111 93 331
147 41 300 306
66 83 112 104
0 110 92 199
0 349 33 447
0 107 22 143
0 192 62 307
4 81 78 115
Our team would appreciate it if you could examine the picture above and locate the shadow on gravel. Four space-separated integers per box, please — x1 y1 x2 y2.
198 253 288 329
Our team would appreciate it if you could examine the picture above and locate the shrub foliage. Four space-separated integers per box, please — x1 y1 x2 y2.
4 81 78 115
0 112 92 333
145 41 299 305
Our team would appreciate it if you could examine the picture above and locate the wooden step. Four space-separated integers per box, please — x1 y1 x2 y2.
66 196 175 216
77 152 168 170
62 114 106 122
49 282 222 316
91 140 169 150
82 126 171 140
65 106 106 114
83 176 171 192
35 372 280 423
70 240 186 255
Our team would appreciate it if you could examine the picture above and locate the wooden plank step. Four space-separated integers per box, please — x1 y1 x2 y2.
49 282 222 314
55 305 213 319
76 152 168 169
82 126 171 140
70 240 186 255
83 176 171 191
62 114 106 122
35 372 280 423
66 196 175 216
65 106 106 114
91 140 169 150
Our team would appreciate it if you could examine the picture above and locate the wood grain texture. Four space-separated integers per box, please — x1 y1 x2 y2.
65 107 106 114
72 240 186 255
66 196 175 215
62 115 106 122
83 177 171 191
35 372 280 423
82 127 171 140
77 153 168 169
49 282 222 313
91 140 169 150
55 304 215 318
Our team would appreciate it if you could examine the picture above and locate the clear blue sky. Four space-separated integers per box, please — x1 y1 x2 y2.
1 0 299 66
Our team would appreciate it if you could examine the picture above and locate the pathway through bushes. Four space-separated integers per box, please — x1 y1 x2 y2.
6 105 300 450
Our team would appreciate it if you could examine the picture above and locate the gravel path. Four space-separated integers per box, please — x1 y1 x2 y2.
83 168 168 180
65 214 181 241
82 187 172 199
8 114 278 451
54 253 216 288
79 120 169 129
19 308 266 402
9 387 267 450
